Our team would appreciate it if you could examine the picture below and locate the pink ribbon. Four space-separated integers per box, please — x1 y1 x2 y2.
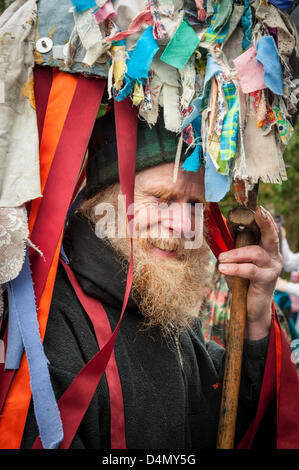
107 8 153 43
95 0 116 24
195 0 207 21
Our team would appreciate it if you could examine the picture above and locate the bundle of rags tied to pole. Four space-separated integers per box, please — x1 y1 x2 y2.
0 0 299 451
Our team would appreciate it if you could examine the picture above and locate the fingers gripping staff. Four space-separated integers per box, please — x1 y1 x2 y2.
217 186 261 449
217 195 285 448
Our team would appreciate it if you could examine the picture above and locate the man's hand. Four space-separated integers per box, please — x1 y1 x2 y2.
218 206 282 341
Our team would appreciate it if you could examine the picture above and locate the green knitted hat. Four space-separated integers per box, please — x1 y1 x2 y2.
86 107 183 198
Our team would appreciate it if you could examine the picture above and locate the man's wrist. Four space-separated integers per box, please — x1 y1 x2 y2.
245 308 272 341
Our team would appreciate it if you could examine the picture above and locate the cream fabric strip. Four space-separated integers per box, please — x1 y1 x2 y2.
253 0 297 64
139 73 163 125
0 0 41 208
140 48 181 129
233 114 287 185
163 83 182 132
73 9 110 67
0 206 29 285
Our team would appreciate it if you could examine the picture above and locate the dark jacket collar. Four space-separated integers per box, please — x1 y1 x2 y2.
63 212 137 311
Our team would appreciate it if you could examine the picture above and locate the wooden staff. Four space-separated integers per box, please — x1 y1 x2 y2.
217 184 260 449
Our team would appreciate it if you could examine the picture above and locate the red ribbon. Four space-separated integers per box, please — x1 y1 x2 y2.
237 304 299 448
33 98 138 449
204 203 234 257
0 329 14 415
30 76 106 306
62 261 126 449
34 66 53 141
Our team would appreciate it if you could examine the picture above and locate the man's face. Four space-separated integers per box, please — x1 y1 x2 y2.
132 162 206 255
88 162 212 338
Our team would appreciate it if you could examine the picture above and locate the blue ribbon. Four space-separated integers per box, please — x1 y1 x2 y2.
256 36 284 96
181 55 222 131
241 0 252 51
181 146 201 172
204 153 232 202
5 249 63 449
268 0 296 11
182 115 202 173
114 26 159 102
71 0 97 12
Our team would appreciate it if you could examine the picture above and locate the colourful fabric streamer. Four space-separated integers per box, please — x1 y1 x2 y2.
219 77 239 165
160 20 199 70
6 250 63 449
204 204 234 259
71 0 96 12
29 70 79 234
29 76 106 304
201 2 231 44
182 115 202 172
212 0 233 33
208 203 234 251
114 26 159 101
62 259 127 449
150 0 168 40
233 46 266 94
125 26 159 82
194 0 207 21
256 36 284 96
273 105 294 145
181 96 202 131
204 152 232 202
181 55 222 131
106 8 153 42
0 71 105 450
33 97 138 450
237 305 299 449
5 295 23 370
0 329 15 415
268 0 297 11
33 66 53 141
240 0 252 51
95 0 116 24
181 145 201 172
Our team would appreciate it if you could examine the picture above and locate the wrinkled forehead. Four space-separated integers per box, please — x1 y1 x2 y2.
135 162 205 202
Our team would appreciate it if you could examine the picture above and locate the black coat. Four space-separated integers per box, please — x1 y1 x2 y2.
21 213 270 449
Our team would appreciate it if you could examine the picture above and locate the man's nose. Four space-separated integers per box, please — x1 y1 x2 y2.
160 202 193 238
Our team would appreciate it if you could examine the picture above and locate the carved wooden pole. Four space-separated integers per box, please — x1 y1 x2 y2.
217 187 260 449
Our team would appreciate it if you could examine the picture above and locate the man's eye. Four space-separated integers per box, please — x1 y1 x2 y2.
150 193 161 199
153 195 169 204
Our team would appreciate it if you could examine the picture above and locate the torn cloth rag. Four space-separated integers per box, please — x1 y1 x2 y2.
0 0 41 207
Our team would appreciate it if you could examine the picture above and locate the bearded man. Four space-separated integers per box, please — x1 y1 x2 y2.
21 110 282 450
